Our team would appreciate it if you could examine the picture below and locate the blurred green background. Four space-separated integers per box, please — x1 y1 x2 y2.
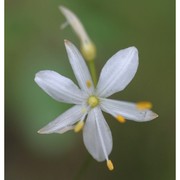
5 0 175 179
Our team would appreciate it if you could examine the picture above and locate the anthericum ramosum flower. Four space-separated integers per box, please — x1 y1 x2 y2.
35 40 158 171
59 6 96 61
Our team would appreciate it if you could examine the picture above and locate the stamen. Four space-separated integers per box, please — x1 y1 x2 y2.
136 101 152 110
116 115 126 123
107 160 114 171
74 121 84 133
86 80 92 88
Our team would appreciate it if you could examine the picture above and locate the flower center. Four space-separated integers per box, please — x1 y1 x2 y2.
87 96 99 108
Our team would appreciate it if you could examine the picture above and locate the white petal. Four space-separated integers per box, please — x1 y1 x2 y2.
35 70 85 104
100 98 158 122
64 40 94 94
54 125 74 134
59 6 90 43
38 105 86 134
96 47 139 97
83 107 112 162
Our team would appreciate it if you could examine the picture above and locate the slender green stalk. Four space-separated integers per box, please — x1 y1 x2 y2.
73 155 92 180
88 60 97 86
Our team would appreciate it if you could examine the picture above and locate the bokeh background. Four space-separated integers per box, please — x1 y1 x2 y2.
5 0 175 179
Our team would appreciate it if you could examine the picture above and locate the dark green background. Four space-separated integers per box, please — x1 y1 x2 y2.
5 0 175 179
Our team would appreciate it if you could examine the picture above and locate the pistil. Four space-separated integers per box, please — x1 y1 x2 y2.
87 96 99 108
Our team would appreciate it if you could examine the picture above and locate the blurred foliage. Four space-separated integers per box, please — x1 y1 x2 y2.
5 0 175 179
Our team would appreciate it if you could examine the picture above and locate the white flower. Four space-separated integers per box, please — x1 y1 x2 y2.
59 6 96 61
35 40 158 170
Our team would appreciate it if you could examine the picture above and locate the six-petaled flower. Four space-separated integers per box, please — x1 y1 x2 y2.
35 40 158 170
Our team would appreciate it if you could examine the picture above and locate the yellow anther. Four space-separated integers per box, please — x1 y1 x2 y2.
136 101 152 110
81 41 96 61
87 96 99 108
107 160 114 171
86 80 92 88
74 121 84 133
116 115 126 123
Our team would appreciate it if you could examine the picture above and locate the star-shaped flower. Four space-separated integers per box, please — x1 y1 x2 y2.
35 40 158 170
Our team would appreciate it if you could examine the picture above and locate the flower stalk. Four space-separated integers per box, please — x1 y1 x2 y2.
88 60 97 86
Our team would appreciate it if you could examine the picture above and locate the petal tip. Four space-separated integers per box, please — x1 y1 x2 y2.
34 70 48 83
59 5 69 14
59 5 65 10
34 73 41 83
152 112 159 119
131 46 138 50
64 39 71 45
130 46 138 54
37 124 52 134
145 111 159 121
34 70 46 77
37 128 50 134
37 129 44 134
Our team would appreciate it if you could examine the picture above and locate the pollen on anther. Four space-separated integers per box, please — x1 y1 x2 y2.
86 80 92 88
116 115 126 123
74 121 84 133
136 101 152 110
107 160 114 171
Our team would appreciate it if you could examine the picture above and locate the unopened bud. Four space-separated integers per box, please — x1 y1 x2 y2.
59 6 96 61
81 41 96 61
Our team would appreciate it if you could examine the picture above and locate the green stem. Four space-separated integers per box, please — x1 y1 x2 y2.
73 155 92 180
88 60 97 86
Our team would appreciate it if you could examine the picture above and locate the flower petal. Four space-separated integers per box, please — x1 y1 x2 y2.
59 6 90 43
38 105 86 134
64 40 94 94
100 98 158 122
35 70 86 104
83 107 112 162
96 47 139 97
